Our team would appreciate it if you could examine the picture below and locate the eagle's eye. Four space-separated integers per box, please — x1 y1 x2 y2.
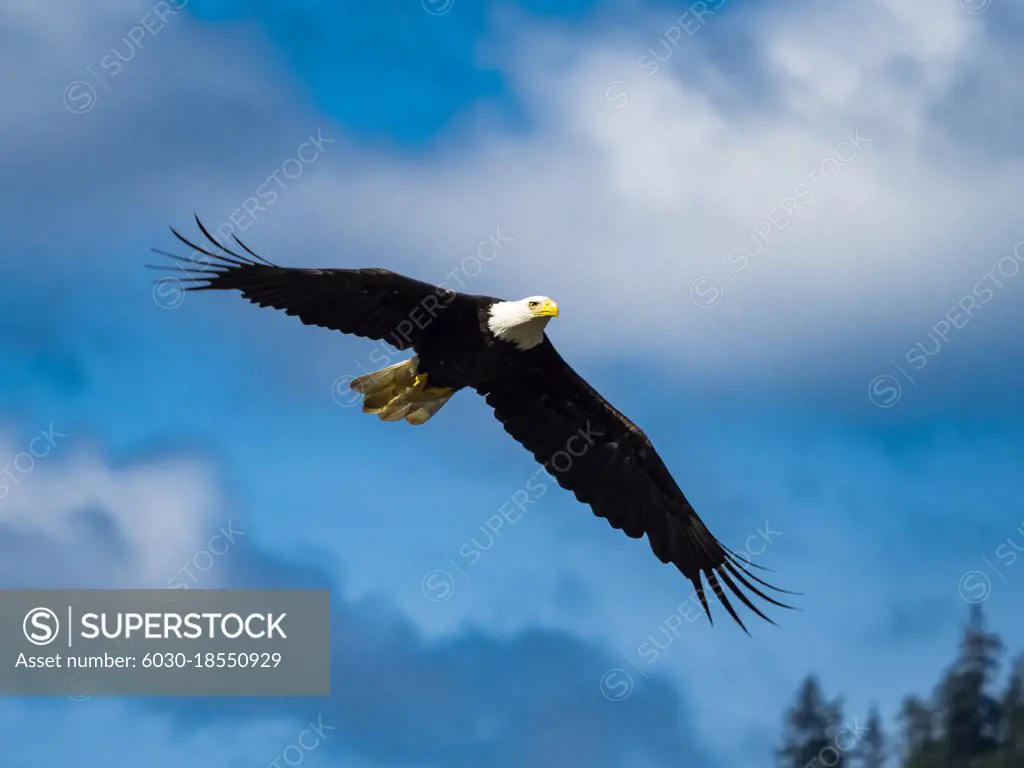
528 301 540 309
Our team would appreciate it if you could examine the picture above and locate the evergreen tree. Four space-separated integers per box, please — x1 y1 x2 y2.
778 675 847 768
854 704 887 768
897 696 942 768
777 605 1022 768
995 655 1024 766
936 604 1004 768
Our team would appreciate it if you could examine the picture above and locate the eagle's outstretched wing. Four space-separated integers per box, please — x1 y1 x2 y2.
150 217 460 350
478 337 796 632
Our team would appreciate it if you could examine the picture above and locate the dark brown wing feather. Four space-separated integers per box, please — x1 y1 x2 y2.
148 216 462 349
477 337 795 632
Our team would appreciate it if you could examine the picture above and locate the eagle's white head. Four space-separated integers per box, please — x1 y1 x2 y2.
487 296 559 350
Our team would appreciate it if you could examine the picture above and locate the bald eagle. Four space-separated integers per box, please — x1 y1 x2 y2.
151 218 794 632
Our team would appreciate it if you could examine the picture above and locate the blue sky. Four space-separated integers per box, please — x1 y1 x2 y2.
1 0 1023 765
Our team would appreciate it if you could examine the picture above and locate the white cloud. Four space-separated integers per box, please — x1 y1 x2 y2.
0 427 220 589
260 0 1024 383
5 0 1024 394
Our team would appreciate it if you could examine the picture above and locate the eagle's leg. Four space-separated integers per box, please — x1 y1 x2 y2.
349 358 454 426
412 374 453 399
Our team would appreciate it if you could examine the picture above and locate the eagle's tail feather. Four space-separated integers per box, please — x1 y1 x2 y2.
350 358 418 395
350 358 454 426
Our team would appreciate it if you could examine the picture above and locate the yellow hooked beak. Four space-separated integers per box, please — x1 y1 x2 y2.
534 298 559 318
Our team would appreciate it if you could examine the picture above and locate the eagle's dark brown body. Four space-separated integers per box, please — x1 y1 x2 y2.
400 295 500 391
